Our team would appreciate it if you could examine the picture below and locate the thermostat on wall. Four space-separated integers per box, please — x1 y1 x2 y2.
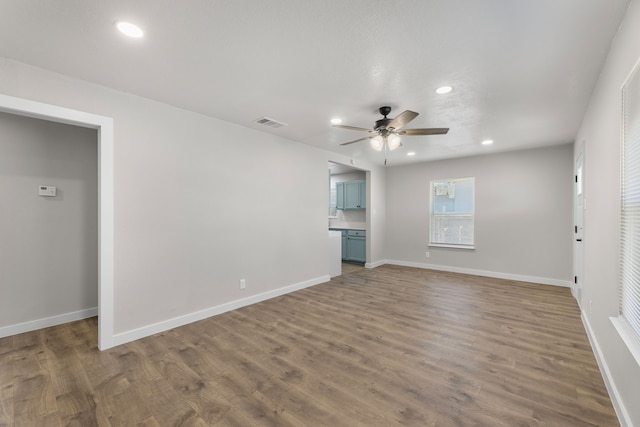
38 185 57 197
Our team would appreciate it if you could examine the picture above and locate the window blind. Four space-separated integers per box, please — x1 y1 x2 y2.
620 61 640 341
430 177 475 248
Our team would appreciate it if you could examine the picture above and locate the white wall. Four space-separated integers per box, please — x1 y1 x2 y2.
367 167 386 266
0 58 387 345
385 145 574 285
574 0 640 424
0 112 98 327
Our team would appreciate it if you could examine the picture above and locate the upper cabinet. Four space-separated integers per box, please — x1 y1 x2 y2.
336 180 345 210
358 180 366 208
336 180 366 210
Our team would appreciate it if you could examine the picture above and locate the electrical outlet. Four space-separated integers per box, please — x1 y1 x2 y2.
589 299 592 314
240 279 246 290
38 185 57 197
425 251 430 258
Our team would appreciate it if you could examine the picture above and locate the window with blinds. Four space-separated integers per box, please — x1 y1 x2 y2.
613 58 640 366
429 177 475 248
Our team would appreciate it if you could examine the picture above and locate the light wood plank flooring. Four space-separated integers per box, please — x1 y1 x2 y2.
0 265 619 426
341 262 365 274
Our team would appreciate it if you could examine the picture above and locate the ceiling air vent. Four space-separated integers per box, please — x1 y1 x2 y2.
254 117 287 129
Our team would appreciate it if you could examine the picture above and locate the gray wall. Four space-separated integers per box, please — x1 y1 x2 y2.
574 0 640 424
0 58 387 339
385 144 574 285
0 112 98 327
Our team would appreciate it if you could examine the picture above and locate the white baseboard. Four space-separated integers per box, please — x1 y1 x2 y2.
0 307 98 338
582 313 632 427
111 275 331 348
383 259 572 287
365 259 386 269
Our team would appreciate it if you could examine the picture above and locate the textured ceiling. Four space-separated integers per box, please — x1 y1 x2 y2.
0 0 631 166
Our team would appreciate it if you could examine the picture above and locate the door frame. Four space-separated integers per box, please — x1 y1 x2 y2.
0 93 114 350
573 142 585 304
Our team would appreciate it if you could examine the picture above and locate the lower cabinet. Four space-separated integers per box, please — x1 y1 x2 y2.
347 233 366 263
332 228 366 264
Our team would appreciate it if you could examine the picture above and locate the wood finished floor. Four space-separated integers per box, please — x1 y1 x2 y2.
0 265 618 426
340 262 365 274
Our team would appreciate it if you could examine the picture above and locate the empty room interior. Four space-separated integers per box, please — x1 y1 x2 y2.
1 1 640 426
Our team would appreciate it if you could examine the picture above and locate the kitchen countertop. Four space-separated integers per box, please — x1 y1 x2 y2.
329 227 366 231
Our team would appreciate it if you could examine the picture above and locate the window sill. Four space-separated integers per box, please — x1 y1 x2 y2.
428 243 475 250
610 316 640 368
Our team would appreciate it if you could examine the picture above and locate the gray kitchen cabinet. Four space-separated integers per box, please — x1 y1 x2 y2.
346 230 366 263
336 181 345 210
336 180 366 210
330 228 365 263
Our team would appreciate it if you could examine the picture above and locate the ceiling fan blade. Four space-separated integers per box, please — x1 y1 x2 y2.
387 110 419 130
333 124 374 132
340 136 374 146
399 128 449 136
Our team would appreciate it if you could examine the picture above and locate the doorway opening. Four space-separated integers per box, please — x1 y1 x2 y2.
328 161 370 268
0 94 114 350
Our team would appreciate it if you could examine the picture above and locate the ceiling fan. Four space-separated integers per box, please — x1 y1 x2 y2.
334 106 449 164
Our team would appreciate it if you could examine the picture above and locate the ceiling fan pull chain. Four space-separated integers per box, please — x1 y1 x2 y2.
384 140 388 165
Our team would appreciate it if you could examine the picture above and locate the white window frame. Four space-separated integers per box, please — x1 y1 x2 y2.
611 56 640 367
429 177 475 250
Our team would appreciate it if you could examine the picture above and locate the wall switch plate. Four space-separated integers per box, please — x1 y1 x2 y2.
425 251 430 258
240 279 246 290
38 185 56 197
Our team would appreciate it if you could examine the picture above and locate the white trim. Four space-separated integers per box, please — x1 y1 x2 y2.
573 141 585 304
583 314 632 427
0 307 98 338
428 243 475 250
365 259 386 269
611 316 640 368
383 259 572 287
111 275 330 348
0 93 114 350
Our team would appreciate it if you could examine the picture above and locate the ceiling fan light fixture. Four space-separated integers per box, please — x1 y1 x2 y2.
388 135 402 150
371 135 384 151
335 106 449 156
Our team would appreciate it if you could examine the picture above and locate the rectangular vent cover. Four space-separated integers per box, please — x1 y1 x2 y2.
254 117 287 129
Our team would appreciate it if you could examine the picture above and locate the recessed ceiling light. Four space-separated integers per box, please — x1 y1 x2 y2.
115 21 144 38
435 86 453 95
407 152 416 156
331 118 342 125
482 139 494 145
